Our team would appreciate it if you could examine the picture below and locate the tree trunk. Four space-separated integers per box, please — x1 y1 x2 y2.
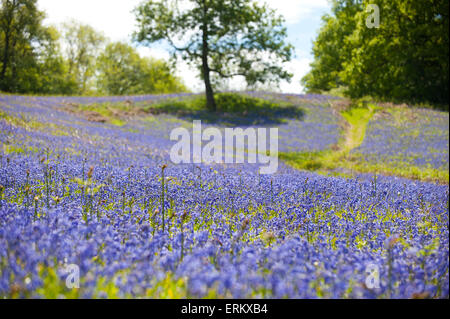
202 56 216 112
201 1 216 112
1 1 19 91
0 32 10 90
1 21 12 91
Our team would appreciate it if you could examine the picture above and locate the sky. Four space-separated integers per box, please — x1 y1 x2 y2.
37 0 331 94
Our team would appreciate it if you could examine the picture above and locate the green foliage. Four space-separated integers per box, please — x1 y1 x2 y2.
96 42 187 95
303 0 449 107
0 0 76 93
0 2 184 96
61 20 106 95
134 0 294 111
33 26 79 94
301 1 361 93
214 93 279 113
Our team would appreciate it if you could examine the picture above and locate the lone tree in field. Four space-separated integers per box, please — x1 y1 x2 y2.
134 0 293 111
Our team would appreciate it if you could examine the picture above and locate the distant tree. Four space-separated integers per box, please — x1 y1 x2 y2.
134 0 293 111
36 26 78 94
96 41 187 95
0 0 76 94
0 0 43 91
61 20 105 95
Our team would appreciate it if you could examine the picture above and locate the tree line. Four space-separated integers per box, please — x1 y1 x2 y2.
0 0 187 96
302 0 449 107
1 0 295 110
4 0 446 109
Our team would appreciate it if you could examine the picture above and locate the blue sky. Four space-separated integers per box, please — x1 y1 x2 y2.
38 0 331 93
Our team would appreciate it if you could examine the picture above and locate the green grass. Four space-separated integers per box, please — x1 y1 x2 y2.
342 156 449 183
282 151 449 184
143 93 290 114
341 105 376 150
3 143 39 155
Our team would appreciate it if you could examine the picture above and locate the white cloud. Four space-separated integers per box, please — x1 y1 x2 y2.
38 0 142 42
263 0 329 24
136 46 171 62
280 57 311 93
176 62 204 93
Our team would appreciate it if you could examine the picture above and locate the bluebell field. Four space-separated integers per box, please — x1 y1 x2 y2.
354 107 449 171
0 93 448 298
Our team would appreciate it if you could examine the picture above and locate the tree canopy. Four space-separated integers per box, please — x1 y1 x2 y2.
0 1 187 96
61 20 106 95
134 0 294 111
302 0 449 106
96 42 187 95
0 0 70 93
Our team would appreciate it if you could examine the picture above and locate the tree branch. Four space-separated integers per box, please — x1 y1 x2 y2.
166 34 201 58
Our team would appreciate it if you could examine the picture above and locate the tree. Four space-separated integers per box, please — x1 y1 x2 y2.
301 0 361 93
96 41 187 95
61 20 105 95
340 0 449 105
134 0 294 111
35 26 78 94
0 0 76 94
303 0 449 106
0 0 43 91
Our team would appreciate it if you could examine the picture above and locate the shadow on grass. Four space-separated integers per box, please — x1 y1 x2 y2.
141 93 305 126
